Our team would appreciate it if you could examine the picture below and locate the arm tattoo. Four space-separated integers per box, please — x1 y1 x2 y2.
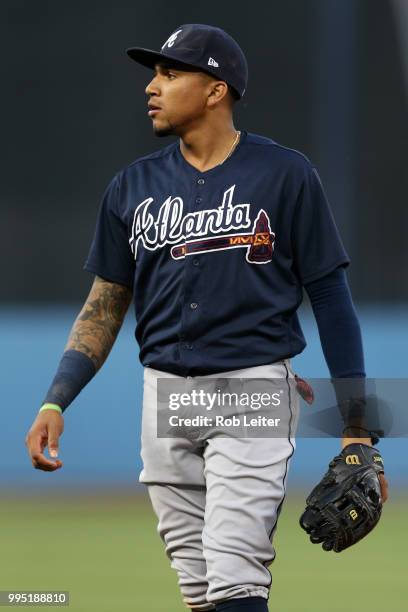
65 276 133 370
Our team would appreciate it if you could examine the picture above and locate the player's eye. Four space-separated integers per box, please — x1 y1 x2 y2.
167 72 176 79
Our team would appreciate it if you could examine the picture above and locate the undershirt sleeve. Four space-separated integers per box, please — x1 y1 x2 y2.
304 266 365 378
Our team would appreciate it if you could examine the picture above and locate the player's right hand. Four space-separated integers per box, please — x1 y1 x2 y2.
25 410 64 471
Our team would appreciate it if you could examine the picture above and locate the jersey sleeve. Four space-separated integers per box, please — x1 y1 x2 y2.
291 165 350 284
83 174 135 288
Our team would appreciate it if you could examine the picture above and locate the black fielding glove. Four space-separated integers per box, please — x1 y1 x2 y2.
299 444 384 552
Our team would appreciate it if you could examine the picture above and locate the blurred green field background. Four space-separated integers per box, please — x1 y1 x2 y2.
1 490 406 611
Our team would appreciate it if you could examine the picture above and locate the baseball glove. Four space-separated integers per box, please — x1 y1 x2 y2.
299 443 384 552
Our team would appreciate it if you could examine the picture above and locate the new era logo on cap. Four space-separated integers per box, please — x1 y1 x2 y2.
208 57 219 67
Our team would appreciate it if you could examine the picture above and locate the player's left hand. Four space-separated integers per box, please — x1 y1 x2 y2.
299 443 386 552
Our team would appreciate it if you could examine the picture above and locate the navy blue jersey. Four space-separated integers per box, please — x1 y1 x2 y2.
84 131 350 376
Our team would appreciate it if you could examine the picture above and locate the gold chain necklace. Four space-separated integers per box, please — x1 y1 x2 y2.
218 130 241 166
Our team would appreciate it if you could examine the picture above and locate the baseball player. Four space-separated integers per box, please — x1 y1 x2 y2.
26 24 388 612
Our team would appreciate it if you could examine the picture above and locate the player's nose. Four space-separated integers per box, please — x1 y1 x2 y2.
145 75 160 97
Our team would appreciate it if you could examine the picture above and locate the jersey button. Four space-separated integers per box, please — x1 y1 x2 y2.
184 343 194 350
195 197 202 204
197 178 205 185
190 302 198 310
192 258 200 266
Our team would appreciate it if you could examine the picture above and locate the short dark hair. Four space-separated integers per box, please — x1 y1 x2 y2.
228 85 240 103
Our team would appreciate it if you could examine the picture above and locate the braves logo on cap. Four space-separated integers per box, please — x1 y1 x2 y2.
161 29 183 49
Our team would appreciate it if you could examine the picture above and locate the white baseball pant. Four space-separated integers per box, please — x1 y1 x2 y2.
139 361 300 610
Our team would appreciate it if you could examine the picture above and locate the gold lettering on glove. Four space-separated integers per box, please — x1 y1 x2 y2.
346 455 361 465
350 509 359 520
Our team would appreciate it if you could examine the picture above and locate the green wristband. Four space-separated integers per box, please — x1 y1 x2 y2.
39 403 62 415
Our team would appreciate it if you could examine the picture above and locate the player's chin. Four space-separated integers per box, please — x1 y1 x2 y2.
152 121 174 138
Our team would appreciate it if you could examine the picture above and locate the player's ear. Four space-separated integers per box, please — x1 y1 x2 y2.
206 80 229 108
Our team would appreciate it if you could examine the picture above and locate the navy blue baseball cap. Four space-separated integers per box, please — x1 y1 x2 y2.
126 24 248 99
